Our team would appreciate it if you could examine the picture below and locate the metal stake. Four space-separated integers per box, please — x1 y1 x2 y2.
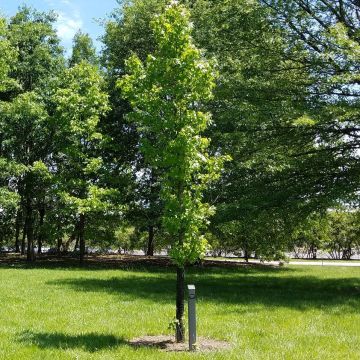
187 284 196 351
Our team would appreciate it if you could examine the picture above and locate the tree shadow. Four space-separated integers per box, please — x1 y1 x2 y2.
48 272 360 313
17 330 127 352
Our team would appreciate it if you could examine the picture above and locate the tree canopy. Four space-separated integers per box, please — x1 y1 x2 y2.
0 0 358 263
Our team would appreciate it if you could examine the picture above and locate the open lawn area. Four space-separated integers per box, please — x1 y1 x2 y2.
0 260 359 359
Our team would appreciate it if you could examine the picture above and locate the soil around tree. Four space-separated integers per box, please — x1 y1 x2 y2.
129 335 231 352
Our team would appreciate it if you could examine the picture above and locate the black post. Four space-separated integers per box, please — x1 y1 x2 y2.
175 266 185 342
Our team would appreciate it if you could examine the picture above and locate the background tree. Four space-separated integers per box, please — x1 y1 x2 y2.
289 213 330 259
0 15 22 244
326 210 360 260
1 93 54 260
0 15 17 94
187 0 315 258
261 0 360 209
101 1 161 255
125 167 163 256
0 7 64 260
53 61 111 264
69 30 99 67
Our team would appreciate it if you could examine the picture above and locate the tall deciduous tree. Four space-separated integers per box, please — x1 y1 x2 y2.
69 30 99 67
0 15 21 217
0 16 17 94
120 2 227 342
261 0 360 208
7 6 63 93
53 61 111 264
1 94 53 260
101 0 167 254
0 7 64 260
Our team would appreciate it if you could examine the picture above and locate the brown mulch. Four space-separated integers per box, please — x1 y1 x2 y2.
0 252 278 269
129 335 231 352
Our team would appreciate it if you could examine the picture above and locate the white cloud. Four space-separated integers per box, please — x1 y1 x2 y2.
44 0 71 7
56 12 83 42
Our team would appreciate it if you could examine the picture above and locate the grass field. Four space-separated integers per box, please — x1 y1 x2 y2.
0 259 359 359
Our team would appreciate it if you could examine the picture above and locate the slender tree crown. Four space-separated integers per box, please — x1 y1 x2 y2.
120 1 228 266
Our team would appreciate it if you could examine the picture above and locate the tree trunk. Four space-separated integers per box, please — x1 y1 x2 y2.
56 237 61 255
146 225 155 256
312 245 317 260
21 222 26 255
14 210 22 253
342 246 352 260
79 213 85 265
70 219 80 252
74 234 79 252
37 206 45 255
244 247 249 263
308 244 317 259
175 266 185 343
25 199 35 262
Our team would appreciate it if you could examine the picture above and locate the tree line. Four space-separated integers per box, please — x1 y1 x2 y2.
0 0 359 263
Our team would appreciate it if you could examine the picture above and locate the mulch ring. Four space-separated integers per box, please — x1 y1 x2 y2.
129 335 231 352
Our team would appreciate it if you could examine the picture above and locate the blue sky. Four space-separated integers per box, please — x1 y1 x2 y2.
0 0 119 54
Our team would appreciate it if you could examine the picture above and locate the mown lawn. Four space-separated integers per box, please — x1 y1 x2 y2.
0 260 359 359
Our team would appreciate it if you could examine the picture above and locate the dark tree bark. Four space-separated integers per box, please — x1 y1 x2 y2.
14 210 22 253
21 222 26 255
175 266 185 343
146 225 155 256
244 247 249 263
37 206 45 255
342 246 352 260
308 244 317 259
57 236 62 254
70 219 80 252
25 198 35 262
57 221 64 255
79 213 85 265
74 233 79 252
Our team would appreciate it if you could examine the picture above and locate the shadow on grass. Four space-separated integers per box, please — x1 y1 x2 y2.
17 330 127 352
48 273 360 312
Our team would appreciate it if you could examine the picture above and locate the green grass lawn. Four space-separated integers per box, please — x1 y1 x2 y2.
0 261 359 359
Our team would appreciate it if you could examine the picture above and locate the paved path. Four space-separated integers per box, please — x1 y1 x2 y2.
208 258 360 267
287 261 360 267
261 260 360 267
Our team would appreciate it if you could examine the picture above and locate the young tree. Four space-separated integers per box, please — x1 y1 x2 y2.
103 0 314 259
120 2 227 342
